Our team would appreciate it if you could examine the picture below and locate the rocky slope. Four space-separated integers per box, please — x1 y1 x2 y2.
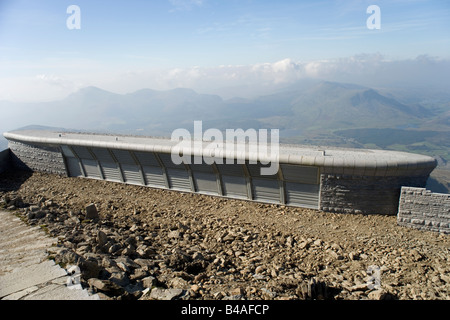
0 170 449 300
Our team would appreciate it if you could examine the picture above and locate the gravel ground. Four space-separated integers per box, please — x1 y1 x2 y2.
0 170 449 300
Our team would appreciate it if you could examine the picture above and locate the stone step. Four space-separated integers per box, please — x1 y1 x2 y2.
0 210 100 300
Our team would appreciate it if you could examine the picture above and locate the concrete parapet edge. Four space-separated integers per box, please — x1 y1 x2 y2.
3 131 437 178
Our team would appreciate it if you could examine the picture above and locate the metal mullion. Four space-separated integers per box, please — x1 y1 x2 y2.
129 150 147 186
107 149 125 183
154 152 170 189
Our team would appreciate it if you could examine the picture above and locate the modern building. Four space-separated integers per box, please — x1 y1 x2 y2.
3 130 437 215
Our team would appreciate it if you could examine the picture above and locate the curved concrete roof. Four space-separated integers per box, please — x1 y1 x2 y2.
4 130 437 177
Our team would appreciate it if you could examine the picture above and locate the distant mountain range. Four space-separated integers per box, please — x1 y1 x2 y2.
2 80 448 136
1 80 449 191
0 80 448 151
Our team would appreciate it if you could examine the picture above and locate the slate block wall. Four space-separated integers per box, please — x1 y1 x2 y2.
8 140 67 175
0 149 11 174
397 187 450 234
320 174 429 215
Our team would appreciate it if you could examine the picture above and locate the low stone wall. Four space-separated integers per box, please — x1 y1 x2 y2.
319 174 429 215
397 187 450 234
0 149 11 174
8 140 67 176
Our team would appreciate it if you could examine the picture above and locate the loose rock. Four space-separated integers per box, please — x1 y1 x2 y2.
85 203 99 220
1 170 449 301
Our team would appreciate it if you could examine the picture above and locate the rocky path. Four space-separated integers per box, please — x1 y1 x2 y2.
0 170 449 300
0 209 99 300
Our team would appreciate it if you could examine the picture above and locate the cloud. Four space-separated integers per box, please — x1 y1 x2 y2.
0 74 84 102
302 54 450 89
36 74 74 89
1 54 449 102
95 54 448 100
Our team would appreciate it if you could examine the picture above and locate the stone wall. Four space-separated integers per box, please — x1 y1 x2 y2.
8 140 67 176
319 174 429 215
397 187 450 234
0 149 11 174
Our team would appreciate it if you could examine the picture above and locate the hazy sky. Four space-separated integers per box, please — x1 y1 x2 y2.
0 0 449 101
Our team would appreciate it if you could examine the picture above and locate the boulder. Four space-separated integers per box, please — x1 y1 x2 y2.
88 278 125 296
97 230 108 246
149 288 186 300
79 258 102 280
109 271 130 287
142 276 157 288
85 203 99 220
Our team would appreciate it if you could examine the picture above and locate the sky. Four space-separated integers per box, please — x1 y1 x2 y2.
0 0 449 102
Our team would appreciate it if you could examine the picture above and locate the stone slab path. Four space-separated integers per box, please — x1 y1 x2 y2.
0 210 100 300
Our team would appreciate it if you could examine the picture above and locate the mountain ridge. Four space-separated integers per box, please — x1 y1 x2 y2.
1 81 448 192
1 80 448 142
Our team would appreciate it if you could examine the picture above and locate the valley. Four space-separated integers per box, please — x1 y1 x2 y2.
1 80 449 192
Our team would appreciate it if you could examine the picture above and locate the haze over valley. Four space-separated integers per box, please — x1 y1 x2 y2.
1 1 449 192
1 78 449 192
